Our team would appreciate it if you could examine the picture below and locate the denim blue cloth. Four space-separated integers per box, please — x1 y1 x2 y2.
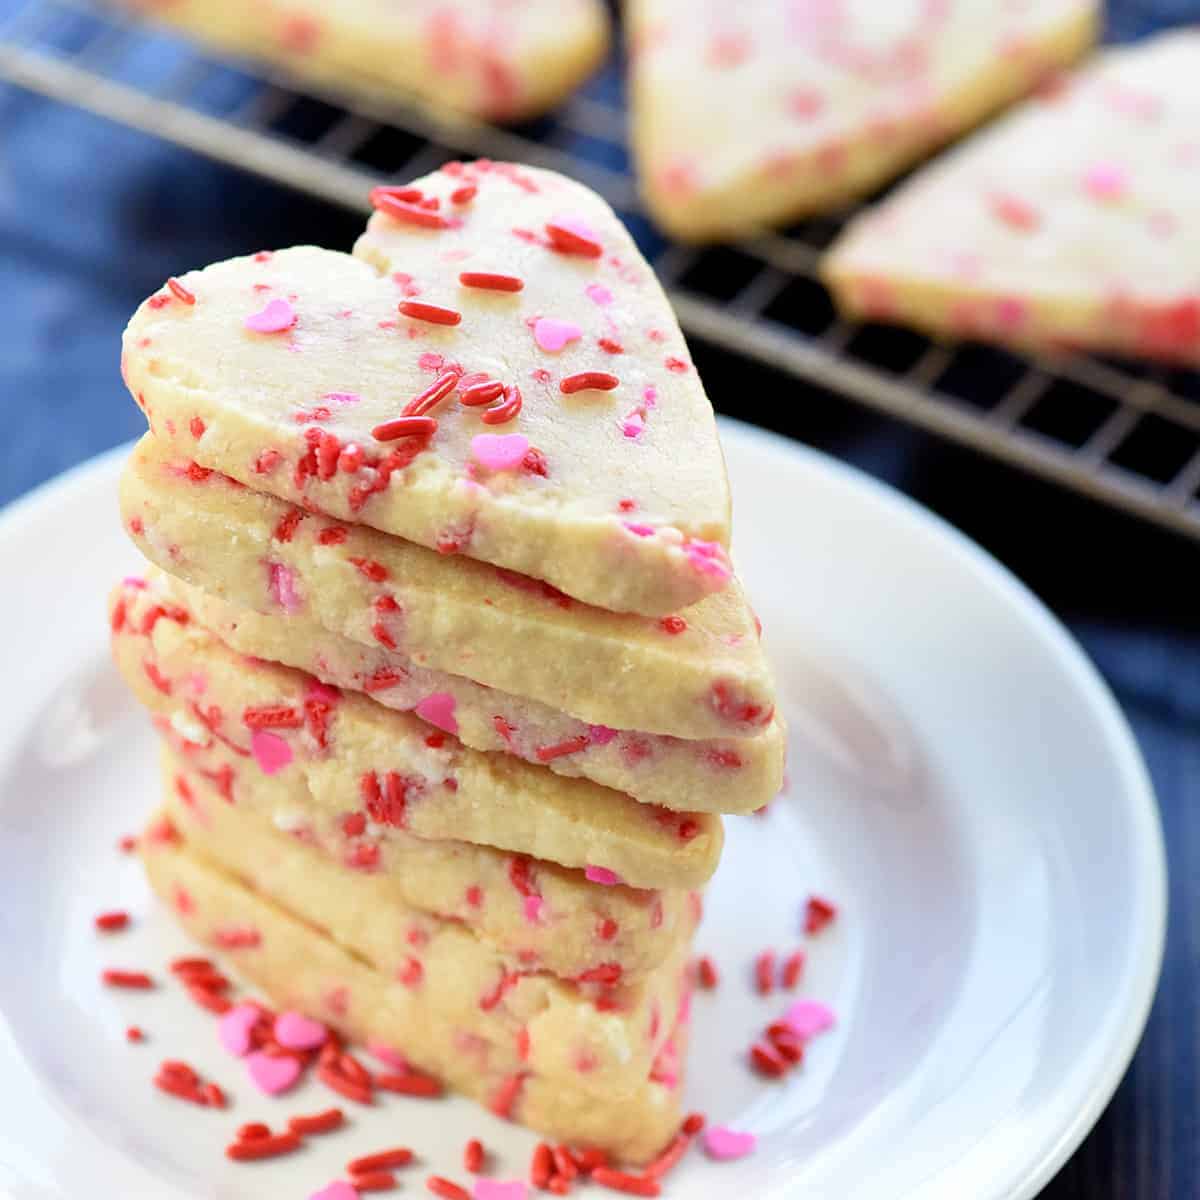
0 2 1197 1196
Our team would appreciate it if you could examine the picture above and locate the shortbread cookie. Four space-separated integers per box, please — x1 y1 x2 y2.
824 30 1200 364
141 814 688 1161
160 742 699 981
111 576 723 889
627 0 1098 240
124 0 609 123
159 761 694 1092
120 436 776 743
122 163 733 615
155 569 783 813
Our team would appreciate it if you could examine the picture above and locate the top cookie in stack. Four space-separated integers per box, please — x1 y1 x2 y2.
121 161 783 817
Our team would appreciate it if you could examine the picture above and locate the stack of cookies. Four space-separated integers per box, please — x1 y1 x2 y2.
108 162 783 1162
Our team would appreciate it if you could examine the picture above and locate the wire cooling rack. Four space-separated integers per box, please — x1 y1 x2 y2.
5 0 1200 542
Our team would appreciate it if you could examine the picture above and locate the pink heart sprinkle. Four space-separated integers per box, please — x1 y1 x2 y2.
218 1003 260 1057
684 539 732 582
251 730 293 775
533 317 583 353
246 1049 302 1095
274 1010 328 1050
585 283 613 306
584 865 622 886
267 561 302 614
475 1182 529 1200
416 692 459 735
783 999 836 1039
244 298 297 334
623 522 656 538
523 895 543 923
471 433 529 472
1082 161 1128 202
704 1126 757 1161
553 212 599 244
310 1182 359 1200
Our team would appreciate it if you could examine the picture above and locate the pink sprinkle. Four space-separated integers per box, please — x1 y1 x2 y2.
471 433 529 471
246 1049 302 1095
1082 161 1128 202
783 999 836 1039
474 1182 528 1200
552 212 600 244
306 679 340 705
244 298 296 333
588 724 617 746
251 730 293 775
274 1010 328 1050
310 1185 358 1200
418 352 445 371
368 1040 409 1070
703 1126 757 1161
267 562 302 614
622 412 647 440
684 539 732 582
995 297 1028 330
122 576 148 589
322 391 361 406
624 522 656 538
643 385 658 407
416 692 459 735
218 1003 260 1056
585 283 613 306
584 866 623 886
533 317 583 353
523 895 543 923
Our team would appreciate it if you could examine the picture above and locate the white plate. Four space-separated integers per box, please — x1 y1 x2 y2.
0 422 1165 1200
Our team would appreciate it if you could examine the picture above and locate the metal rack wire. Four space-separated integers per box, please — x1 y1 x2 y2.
5 0 1200 540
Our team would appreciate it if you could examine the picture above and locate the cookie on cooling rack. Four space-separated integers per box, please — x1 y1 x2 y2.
823 30 1200 366
626 0 1097 241
123 0 609 123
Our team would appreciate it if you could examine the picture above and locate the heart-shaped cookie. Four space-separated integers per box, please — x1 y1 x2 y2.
627 0 1097 239
825 30 1200 365
122 162 731 616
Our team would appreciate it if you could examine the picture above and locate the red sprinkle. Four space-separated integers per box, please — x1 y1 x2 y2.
317 1063 374 1105
531 1143 554 1188
102 969 153 989
319 526 348 545
755 949 776 996
460 380 505 407
426 1177 469 1200
682 1113 706 1136
659 616 687 635
644 1132 691 1180
349 1147 415 1173
348 557 390 583
459 271 523 292
782 950 806 990
750 1042 788 1078
242 704 303 729
450 184 478 205
370 185 422 205
273 507 306 543
225 1132 302 1161
372 194 452 229
535 735 590 762
488 1072 524 1120
125 1025 145 1043
546 221 603 258
189 416 206 438
696 956 719 990
403 369 462 417
166 277 196 305
463 1138 485 1173
805 895 838 936
481 386 522 425
590 1167 661 1196
553 1146 579 1181
373 415 438 442
375 1071 443 1097
352 1171 397 1192
118 834 138 853
560 371 619 395
95 910 130 932
399 300 462 326
288 1107 344 1136
237 1122 271 1142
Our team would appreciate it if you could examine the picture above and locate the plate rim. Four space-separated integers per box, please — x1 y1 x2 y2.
0 425 1168 1200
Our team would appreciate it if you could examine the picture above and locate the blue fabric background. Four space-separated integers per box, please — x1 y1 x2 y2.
0 2 1196 1195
